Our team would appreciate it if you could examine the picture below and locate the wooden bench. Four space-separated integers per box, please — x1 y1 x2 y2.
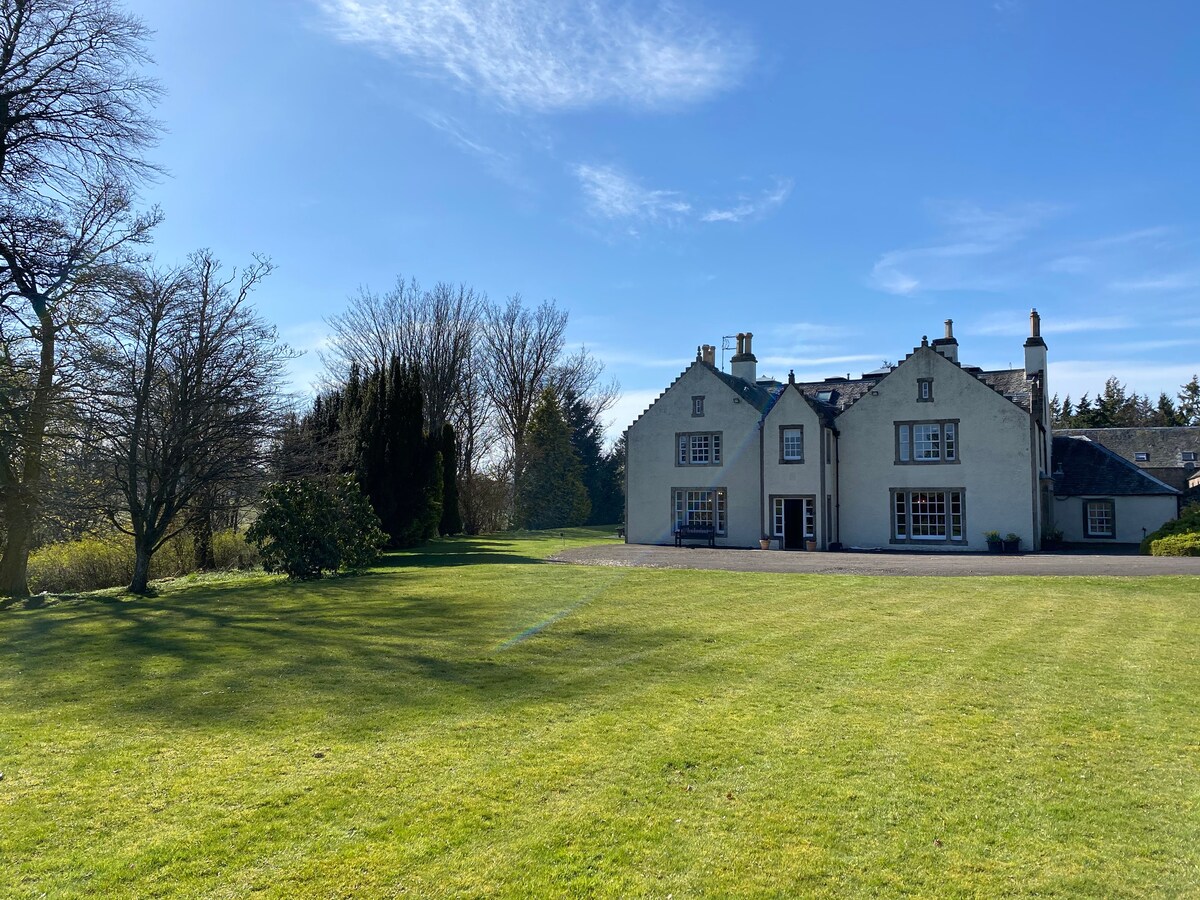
674 524 716 548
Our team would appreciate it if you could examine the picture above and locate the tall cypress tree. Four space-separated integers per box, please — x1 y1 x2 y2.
386 360 442 546
517 389 590 530
439 423 462 535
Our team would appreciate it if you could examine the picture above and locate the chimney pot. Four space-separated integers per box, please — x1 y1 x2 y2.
944 319 954 339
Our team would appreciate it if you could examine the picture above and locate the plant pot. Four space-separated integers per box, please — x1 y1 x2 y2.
986 540 1003 554
1003 539 1020 553
805 539 817 552
759 539 771 550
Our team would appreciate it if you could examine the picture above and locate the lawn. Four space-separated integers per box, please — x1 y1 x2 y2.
2 528 1198 898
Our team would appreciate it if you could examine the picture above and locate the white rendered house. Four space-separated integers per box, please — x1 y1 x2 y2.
625 312 1178 551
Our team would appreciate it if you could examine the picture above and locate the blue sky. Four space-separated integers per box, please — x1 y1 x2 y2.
124 0 1199 436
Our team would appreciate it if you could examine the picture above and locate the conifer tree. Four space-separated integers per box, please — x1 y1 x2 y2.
1180 375 1200 426
439 423 463 535
516 389 590 530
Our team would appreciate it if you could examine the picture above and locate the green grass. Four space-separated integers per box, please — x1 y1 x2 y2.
3 526 1199 898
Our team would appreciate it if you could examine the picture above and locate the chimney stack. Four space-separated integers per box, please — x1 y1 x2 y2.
701 344 716 367
1024 308 1047 369
932 317 959 363
730 330 757 383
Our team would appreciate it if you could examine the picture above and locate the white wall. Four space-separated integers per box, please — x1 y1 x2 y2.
1053 494 1178 544
626 364 766 546
835 346 1037 551
761 386 829 546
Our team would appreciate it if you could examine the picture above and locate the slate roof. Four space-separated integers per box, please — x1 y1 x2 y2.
709 366 778 412
1055 427 1200 467
1051 435 1180 496
789 364 1033 414
976 370 1034 411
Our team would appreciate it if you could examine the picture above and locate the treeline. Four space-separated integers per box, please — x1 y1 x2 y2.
277 284 623 547
1052 375 1200 429
0 1 622 598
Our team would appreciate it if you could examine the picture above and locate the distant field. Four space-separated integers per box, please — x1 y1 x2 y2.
3 527 1198 898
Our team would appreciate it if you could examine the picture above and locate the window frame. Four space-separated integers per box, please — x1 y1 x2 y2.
916 377 934 402
692 395 705 417
779 424 804 464
1182 451 1197 463
672 487 728 535
890 488 966 545
1083 498 1116 539
1134 451 1150 462
676 431 723 467
895 419 961 465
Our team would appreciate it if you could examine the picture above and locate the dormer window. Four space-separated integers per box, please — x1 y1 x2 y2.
692 396 704 417
1134 452 1150 462
917 378 934 402
1183 451 1197 463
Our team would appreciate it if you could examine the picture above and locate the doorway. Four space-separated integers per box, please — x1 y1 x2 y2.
774 496 815 550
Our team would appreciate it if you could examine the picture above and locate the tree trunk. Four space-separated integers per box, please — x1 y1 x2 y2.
0 312 54 598
129 543 153 595
191 509 215 571
0 491 32 596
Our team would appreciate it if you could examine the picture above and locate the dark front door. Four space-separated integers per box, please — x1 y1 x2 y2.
784 498 806 550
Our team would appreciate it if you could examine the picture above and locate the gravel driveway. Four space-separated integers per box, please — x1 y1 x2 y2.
551 543 1200 577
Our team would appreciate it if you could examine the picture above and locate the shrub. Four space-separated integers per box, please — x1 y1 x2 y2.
213 529 261 570
29 535 135 593
27 528 263 593
248 477 387 580
1149 533 1200 556
1140 502 1200 554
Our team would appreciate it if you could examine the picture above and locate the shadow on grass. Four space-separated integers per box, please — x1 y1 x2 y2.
380 537 547 568
2 569 699 735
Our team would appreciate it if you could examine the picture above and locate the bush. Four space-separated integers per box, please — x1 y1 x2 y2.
29 535 135 593
1140 502 1200 554
248 477 387 580
213 529 261 570
28 528 262 593
1149 533 1200 556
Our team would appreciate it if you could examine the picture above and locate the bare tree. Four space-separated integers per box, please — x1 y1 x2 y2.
0 0 161 596
87 252 290 594
0 183 158 594
479 294 568 482
322 276 480 432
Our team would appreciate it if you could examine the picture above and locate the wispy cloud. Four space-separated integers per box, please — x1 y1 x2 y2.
574 164 692 224
701 179 794 223
1109 271 1200 292
966 313 1134 338
318 0 753 112
759 353 882 370
573 164 791 231
869 201 1060 295
771 321 857 341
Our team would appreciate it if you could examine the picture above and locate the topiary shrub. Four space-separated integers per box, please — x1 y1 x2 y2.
1140 502 1200 554
1149 533 1200 556
248 477 387 580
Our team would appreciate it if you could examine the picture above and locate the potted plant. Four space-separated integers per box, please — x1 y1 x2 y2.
759 534 771 551
1003 532 1021 553
984 530 1003 553
1041 527 1063 551
805 536 817 552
